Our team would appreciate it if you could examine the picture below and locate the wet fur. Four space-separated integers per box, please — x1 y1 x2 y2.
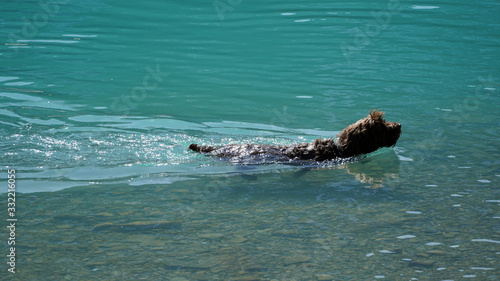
189 110 401 162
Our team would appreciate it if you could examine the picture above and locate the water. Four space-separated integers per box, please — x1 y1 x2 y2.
1 0 499 279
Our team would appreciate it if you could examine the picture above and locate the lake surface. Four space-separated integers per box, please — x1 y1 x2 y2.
1 0 499 280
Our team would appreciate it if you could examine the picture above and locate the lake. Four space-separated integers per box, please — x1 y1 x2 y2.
1 0 499 280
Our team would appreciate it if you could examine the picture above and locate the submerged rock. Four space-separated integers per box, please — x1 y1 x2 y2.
426 250 449 255
409 260 435 268
198 233 225 239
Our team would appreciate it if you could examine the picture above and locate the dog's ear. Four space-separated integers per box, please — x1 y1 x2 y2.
369 110 385 122
336 123 365 157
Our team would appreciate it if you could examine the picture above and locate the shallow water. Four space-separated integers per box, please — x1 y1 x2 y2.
1 0 499 280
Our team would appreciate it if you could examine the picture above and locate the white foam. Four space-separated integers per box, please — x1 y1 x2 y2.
17 39 79 44
129 177 193 186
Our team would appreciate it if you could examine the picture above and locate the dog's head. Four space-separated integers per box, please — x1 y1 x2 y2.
335 110 401 157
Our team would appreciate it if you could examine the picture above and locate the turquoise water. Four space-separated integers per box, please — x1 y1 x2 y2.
1 0 499 279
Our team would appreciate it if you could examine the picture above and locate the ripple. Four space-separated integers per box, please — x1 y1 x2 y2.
397 155 413 161
65 165 171 181
410 5 439 9
62 34 98 38
128 177 194 186
0 76 18 82
16 180 89 193
17 39 79 44
0 92 44 101
0 109 20 118
69 115 205 130
4 81 34 86
25 117 66 126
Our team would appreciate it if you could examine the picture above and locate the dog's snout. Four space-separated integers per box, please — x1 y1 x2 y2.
392 123 401 129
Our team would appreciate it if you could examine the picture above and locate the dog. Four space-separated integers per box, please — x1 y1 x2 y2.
188 110 401 162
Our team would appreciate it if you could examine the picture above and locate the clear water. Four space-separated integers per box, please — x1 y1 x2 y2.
1 0 499 280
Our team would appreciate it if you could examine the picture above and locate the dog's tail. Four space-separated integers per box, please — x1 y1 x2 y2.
188 143 215 153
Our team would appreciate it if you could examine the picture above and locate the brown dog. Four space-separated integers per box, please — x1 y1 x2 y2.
188 110 401 162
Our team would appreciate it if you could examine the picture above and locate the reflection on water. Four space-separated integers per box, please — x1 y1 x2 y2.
342 149 402 189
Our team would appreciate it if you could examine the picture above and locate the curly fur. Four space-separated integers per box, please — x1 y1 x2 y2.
189 110 401 162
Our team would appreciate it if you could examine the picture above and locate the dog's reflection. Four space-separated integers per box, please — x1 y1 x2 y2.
339 150 401 188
